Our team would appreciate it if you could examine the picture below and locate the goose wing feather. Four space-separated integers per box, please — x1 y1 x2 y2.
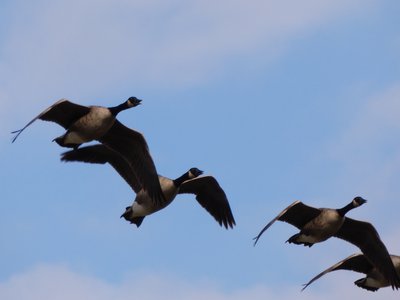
335 218 400 290
11 99 90 142
98 120 164 205
253 201 321 245
61 144 141 193
179 176 235 229
302 253 371 291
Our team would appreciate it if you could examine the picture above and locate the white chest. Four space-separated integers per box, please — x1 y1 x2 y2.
313 209 342 228
79 107 114 131
301 209 343 242
130 177 178 217
66 107 115 143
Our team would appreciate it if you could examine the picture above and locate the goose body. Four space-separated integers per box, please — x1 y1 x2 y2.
122 169 204 227
61 144 236 229
130 176 178 217
11 97 141 149
288 208 345 245
57 105 115 146
253 198 366 247
253 198 400 290
12 97 165 204
302 253 400 292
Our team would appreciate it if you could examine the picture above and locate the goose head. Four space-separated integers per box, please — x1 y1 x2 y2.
188 167 203 178
352 196 367 207
126 96 142 107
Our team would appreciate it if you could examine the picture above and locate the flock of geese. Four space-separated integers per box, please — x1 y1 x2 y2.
12 97 400 293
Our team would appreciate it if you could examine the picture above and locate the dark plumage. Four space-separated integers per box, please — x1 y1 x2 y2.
12 97 141 148
11 97 164 205
253 198 400 290
302 253 400 292
61 144 236 229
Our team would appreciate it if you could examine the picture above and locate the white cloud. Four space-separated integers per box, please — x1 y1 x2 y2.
327 84 400 194
1 0 375 92
319 83 400 235
332 84 400 150
0 0 377 140
0 264 398 300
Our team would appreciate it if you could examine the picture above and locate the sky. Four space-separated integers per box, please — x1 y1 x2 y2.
1 0 400 299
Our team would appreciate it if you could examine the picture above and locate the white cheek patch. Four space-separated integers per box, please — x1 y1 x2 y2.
188 170 196 179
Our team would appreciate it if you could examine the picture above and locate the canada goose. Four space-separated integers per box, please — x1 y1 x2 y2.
12 97 141 148
253 198 400 290
12 97 164 204
302 253 400 292
61 144 236 229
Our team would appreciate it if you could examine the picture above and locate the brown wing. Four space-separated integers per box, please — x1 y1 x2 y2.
61 144 141 193
302 253 372 291
11 99 90 142
253 201 321 245
98 120 164 205
179 176 236 229
335 218 400 290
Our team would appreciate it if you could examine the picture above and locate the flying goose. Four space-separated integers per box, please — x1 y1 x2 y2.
61 144 236 229
253 198 400 290
302 253 400 292
12 97 164 204
12 97 141 148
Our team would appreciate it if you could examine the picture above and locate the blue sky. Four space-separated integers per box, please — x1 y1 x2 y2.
1 0 400 299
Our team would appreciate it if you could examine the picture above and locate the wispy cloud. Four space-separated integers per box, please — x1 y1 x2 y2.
317 83 400 243
0 0 376 138
326 83 400 197
0 264 398 300
0 0 375 91
330 84 400 154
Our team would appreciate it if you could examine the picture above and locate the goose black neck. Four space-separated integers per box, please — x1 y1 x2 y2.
173 172 190 187
108 102 129 116
336 202 356 217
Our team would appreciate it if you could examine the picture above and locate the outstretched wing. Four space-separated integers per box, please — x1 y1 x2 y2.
98 120 165 205
335 218 400 290
302 253 371 291
179 176 236 229
61 144 141 193
253 201 321 245
12 99 90 142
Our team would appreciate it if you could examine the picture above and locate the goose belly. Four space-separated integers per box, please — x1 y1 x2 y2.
302 209 344 242
131 201 156 217
131 177 178 216
362 276 388 289
67 107 115 142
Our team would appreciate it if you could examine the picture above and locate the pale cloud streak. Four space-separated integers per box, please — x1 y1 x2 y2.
1 0 375 90
0 0 377 137
327 84 400 193
321 83 400 233
0 264 398 300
